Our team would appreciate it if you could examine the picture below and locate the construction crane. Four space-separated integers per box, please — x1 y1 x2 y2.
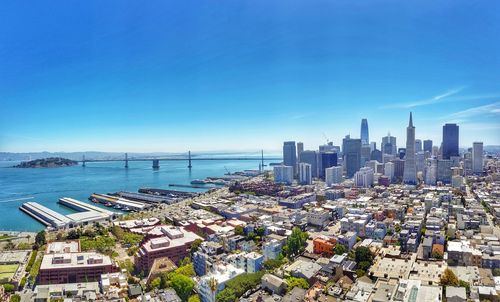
322 132 331 144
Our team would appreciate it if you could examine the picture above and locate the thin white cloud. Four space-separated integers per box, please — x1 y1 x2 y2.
448 102 500 119
385 87 466 109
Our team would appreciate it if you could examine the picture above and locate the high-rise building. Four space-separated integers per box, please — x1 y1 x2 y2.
342 135 361 178
361 145 371 166
416 152 425 174
360 119 369 145
297 142 304 163
463 152 472 176
273 165 293 185
384 162 394 182
398 148 406 159
298 163 312 185
319 142 335 153
432 146 439 158
300 150 319 178
424 158 437 185
382 133 397 155
442 124 459 159
437 159 452 184
370 149 382 163
423 140 433 153
472 142 483 174
403 113 417 184
325 166 343 186
415 139 422 153
392 158 405 181
354 167 374 188
319 152 337 179
283 141 297 176
369 142 376 152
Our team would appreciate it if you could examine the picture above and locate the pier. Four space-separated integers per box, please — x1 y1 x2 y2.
114 191 172 204
90 193 148 211
20 202 73 229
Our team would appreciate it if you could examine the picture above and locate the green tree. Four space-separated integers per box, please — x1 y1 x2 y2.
263 257 285 270
3 284 15 293
149 277 161 290
190 239 203 256
284 227 308 258
356 269 366 277
358 261 371 271
9 294 21 302
255 227 265 237
188 295 201 302
333 244 347 255
493 268 500 276
171 273 195 302
440 268 459 286
355 246 373 263
175 263 195 277
286 277 309 291
216 288 236 302
34 231 46 249
234 226 245 236
66 229 81 240
395 225 401 233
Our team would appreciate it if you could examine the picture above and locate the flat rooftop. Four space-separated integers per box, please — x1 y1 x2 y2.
40 252 113 270
46 241 80 254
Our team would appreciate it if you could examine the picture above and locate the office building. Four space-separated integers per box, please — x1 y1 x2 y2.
283 141 297 176
425 158 437 185
384 162 394 181
297 142 304 163
319 152 337 179
416 151 425 174
354 167 374 188
136 226 203 273
437 159 452 184
273 165 293 185
325 166 343 186
423 140 433 153
392 158 405 181
360 118 369 145
398 148 406 159
403 113 417 184
370 149 382 163
472 142 483 174
342 135 361 178
300 150 319 178
361 145 371 166
442 124 459 159
415 139 422 153
319 142 336 152
298 163 312 185
382 133 397 155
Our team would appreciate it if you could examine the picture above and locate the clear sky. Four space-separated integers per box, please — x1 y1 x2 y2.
1 1 499 153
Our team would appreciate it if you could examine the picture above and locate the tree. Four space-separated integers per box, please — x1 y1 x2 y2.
171 273 195 302
284 227 308 258
355 246 373 263
395 224 401 233
356 269 366 277
255 226 265 237
149 277 161 291
216 288 236 302
34 231 46 249
66 229 81 240
190 239 203 256
3 284 15 293
333 244 347 255
175 263 195 277
286 277 309 291
493 268 500 277
4 241 15 250
440 268 459 286
234 226 245 236
9 294 21 302
358 261 371 271
188 295 200 302
263 257 285 270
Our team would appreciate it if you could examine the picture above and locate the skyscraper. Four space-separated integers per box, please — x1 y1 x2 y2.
415 139 422 153
300 150 319 178
325 166 343 186
423 140 433 153
442 124 459 159
360 119 369 145
472 142 483 174
297 142 304 163
298 163 312 185
381 133 397 155
342 135 361 178
283 141 297 176
319 152 337 179
403 112 417 184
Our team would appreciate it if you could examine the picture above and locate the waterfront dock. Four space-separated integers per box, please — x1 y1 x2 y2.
58 197 116 217
90 193 148 211
114 191 173 204
19 202 73 229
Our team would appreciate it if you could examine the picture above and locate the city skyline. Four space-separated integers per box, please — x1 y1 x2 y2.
1 1 500 152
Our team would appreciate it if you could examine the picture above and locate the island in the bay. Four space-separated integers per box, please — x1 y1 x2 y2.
14 157 78 168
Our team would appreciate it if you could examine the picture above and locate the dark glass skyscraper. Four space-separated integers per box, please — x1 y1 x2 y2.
442 124 459 159
343 135 361 178
319 152 337 179
283 141 297 175
360 118 369 145
423 140 433 153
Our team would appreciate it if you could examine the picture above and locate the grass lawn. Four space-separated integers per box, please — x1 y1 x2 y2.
0 264 19 282
0 235 17 242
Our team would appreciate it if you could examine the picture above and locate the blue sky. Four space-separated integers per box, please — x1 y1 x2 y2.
1 0 499 153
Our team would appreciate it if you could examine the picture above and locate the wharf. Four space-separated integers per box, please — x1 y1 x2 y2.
19 202 73 229
90 193 148 211
114 191 173 204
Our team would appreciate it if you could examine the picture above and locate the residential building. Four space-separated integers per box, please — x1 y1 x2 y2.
273 165 293 185
298 163 312 185
472 142 483 174
325 166 343 186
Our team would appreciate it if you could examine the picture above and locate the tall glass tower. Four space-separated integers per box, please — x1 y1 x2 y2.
360 118 369 145
442 124 459 159
403 113 417 184
283 141 297 176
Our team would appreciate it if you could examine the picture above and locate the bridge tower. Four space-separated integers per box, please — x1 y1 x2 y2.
152 159 160 169
188 151 192 169
125 153 129 168
82 154 86 167
261 149 264 171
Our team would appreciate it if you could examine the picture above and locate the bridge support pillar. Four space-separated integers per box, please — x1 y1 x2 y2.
125 153 129 168
82 155 86 167
188 151 192 169
152 159 160 169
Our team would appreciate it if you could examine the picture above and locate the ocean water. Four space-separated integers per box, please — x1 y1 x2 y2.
0 159 266 232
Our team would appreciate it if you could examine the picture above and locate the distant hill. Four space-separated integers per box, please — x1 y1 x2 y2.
13 157 78 168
